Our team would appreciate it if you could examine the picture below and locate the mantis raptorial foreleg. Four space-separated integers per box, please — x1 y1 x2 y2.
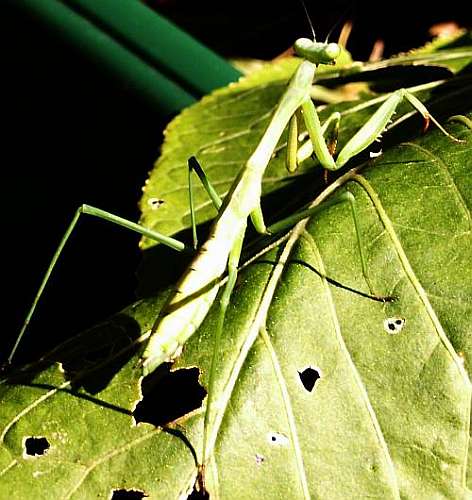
296 87 462 168
289 111 341 169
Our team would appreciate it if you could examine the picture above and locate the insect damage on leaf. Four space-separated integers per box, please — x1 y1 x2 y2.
267 432 289 446
298 366 321 392
111 488 149 499
134 366 206 427
383 317 406 334
255 453 265 465
147 197 165 210
23 436 50 457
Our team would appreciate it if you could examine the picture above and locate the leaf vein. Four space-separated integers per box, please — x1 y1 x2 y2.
63 429 159 499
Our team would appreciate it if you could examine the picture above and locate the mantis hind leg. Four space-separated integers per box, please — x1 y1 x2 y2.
339 190 389 300
7 158 223 366
6 205 191 366
200 227 246 491
266 191 393 302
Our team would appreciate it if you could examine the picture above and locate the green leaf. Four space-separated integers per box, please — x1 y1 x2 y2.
2 114 471 498
2 37 472 498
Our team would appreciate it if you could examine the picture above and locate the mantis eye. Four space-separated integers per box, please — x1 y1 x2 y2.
325 42 341 60
293 37 313 53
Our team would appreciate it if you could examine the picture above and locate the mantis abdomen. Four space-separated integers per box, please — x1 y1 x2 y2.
141 164 265 375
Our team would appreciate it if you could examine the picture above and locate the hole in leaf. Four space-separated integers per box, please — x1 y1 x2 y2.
298 366 321 392
370 462 379 473
255 453 265 465
148 198 164 210
383 317 406 334
369 148 383 158
135 367 206 427
187 486 210 500
24 436 50 457
267 432 289 446
111 489 148 499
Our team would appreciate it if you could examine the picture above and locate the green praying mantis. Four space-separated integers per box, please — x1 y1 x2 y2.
141 42 463 378
5 15 470 495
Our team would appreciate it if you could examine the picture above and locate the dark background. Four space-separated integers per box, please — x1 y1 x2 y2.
2 1 471 365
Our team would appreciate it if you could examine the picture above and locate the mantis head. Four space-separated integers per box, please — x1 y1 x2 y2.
293 38 341 65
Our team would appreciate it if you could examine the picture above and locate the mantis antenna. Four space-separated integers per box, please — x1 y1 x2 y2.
299 0 316 41
324 4 354 43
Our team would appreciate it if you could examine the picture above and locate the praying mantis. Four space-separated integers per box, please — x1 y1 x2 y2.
140 40 462 378
4 15 471 497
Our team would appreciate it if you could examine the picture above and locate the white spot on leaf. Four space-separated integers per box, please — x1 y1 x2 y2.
369 149 383 158
267 432 289 446
148 198 164 210
383 317 405 334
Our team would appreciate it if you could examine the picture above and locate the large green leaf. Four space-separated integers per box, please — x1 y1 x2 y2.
1 36 472 498
1 117 471 498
